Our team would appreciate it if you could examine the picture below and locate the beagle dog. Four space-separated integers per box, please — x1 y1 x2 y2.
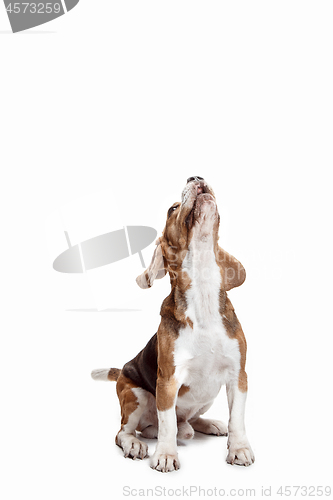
91 176 254 473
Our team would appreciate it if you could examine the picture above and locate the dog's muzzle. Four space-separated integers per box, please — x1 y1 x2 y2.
183 177 217 228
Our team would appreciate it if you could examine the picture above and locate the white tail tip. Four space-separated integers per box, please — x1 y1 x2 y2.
91 369 110 381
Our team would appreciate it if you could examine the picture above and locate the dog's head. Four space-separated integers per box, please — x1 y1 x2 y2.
165 176 219 248
136 177 245 291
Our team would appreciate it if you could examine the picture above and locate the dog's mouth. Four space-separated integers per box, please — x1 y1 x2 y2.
185 184 216 228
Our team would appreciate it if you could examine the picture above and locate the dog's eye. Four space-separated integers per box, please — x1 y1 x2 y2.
168 205 179 219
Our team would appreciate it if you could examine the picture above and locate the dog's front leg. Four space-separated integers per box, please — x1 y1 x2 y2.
150 376 180 473
226 382 255 466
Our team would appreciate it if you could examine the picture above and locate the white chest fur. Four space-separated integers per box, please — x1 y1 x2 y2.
174 235 241 415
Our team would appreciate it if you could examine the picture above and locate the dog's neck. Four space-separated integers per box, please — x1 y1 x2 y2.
183 230 217 275
164 227 222 327
184 230 221 325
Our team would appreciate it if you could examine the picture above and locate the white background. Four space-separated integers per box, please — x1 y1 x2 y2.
1 1 332 498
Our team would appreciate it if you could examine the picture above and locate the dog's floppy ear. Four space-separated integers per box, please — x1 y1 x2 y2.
217 246 246 291
136 238 166 289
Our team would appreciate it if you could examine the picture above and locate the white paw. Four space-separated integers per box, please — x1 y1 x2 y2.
150 450 180 473
227 437 254 466
191 418 228 436
177 421 194 440
116 433 149 460
208 419 228 436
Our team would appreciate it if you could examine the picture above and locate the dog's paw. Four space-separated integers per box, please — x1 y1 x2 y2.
116 433 149 460
150 451 180 473
177 421 194 440
191 417 228 436
226 437 254 466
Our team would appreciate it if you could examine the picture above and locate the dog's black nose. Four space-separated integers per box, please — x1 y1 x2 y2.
187 176 204 183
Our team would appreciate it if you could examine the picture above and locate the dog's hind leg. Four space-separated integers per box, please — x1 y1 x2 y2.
115 373 149 460
137 392 159 439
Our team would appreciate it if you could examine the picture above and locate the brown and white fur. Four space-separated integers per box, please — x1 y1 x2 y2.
91 176 254 473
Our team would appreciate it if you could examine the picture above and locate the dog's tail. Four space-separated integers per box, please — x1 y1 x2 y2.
91 368 121 382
